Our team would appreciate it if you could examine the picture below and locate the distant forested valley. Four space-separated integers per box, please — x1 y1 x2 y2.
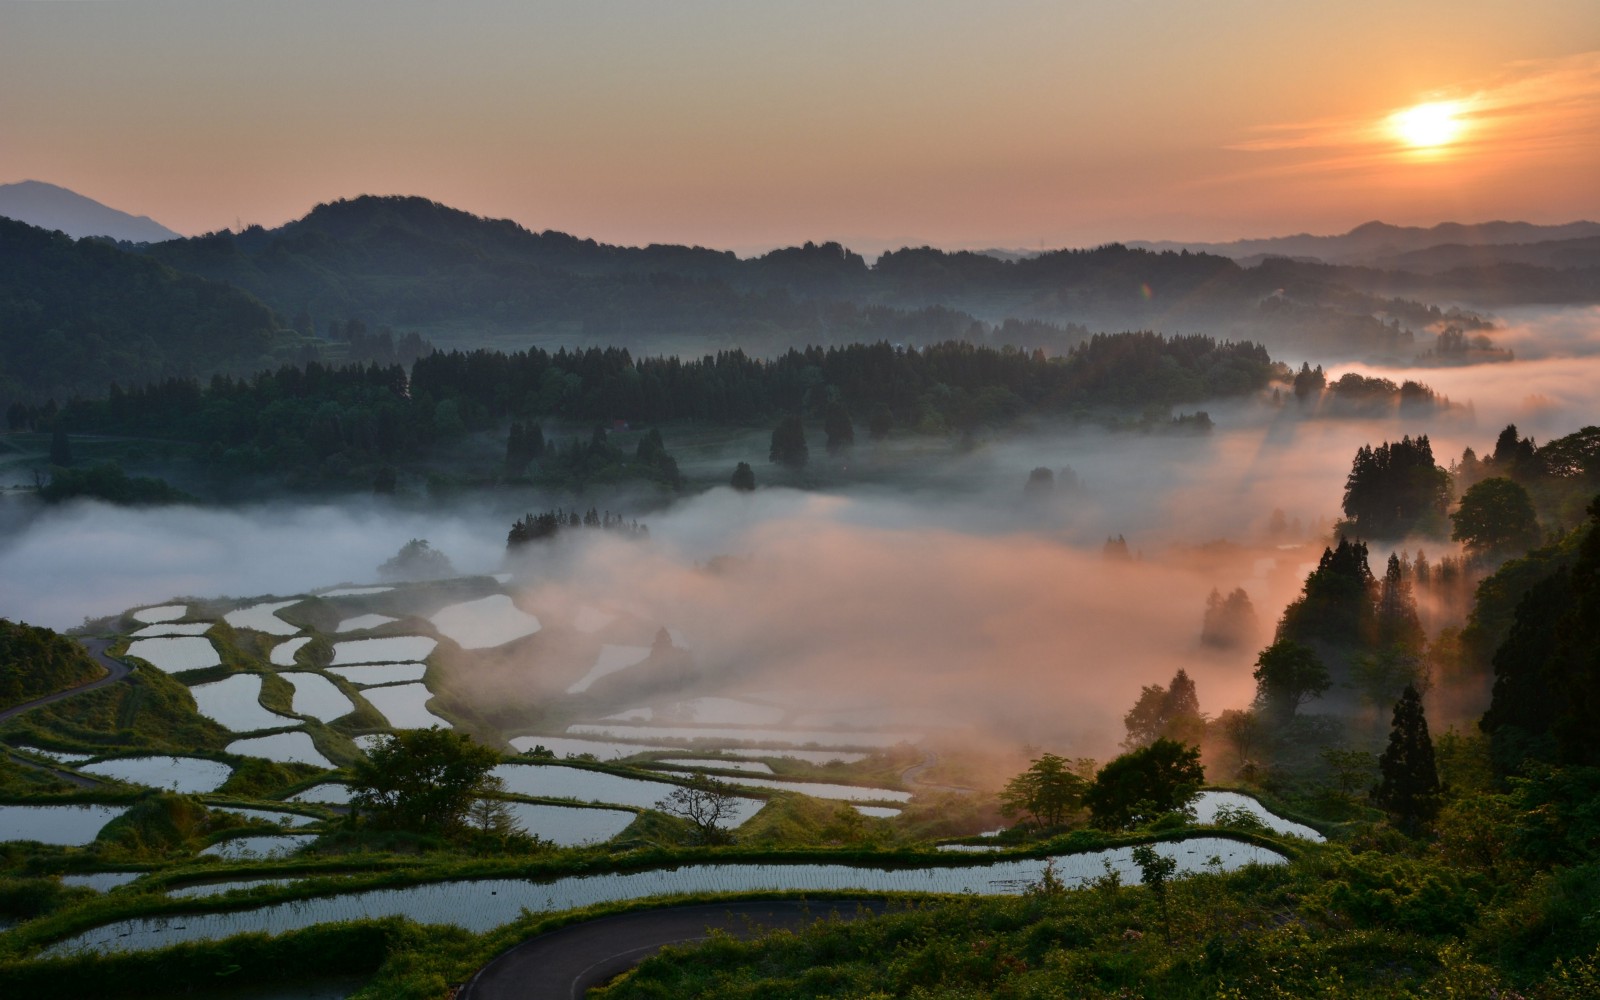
2 195 1556 409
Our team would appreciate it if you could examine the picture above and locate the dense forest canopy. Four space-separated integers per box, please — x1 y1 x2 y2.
0 217 288 402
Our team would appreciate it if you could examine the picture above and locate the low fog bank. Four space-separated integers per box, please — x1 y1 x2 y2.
0 498 513 630
0 304 1593 757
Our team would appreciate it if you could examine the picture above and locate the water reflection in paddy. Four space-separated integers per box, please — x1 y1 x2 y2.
47 837 1287 956
0 804 126 846
79 756 233 794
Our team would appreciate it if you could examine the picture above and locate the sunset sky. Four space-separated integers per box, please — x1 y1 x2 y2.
3 0 1597 254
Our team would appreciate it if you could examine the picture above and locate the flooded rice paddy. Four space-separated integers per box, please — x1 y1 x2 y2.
187 675 299 732
1192 791 1324 842
223 600 303 636
130 605 186 624
213 806 319 828
490 764 765 825
0 804 126 846
361 683 451 729
334 614 397 632
277 673 355 722
225 732 334 768
128 622 213 638
59 871 144 892
325 663 428 686
287 784 352 805
652 759 775 774
330 637 437 665
45 837 1288 956
125 636 222 671
199 834 318 861
566 645 651 694
268 637 313 666
495 802 637 846
78 756 233 794
429 595 541 649
566 723 916 749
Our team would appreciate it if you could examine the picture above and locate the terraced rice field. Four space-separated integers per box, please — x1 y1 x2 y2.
45 837 1290 956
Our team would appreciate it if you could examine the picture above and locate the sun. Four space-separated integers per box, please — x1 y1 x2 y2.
1389 100 1466 149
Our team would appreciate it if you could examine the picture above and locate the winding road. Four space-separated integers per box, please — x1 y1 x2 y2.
458 898 889 1000
0 636 132 786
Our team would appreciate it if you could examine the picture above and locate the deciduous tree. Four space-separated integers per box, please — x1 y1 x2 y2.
1084 738 1204 830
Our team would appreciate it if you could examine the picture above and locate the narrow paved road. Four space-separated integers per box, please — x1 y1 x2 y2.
459 898 889 1000
0 637 132 726
0 636 132 786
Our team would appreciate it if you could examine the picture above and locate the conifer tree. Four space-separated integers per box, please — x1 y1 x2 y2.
1373 684 1441 832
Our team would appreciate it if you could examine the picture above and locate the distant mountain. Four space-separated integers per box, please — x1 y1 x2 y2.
0 180 182 243
0 216 288 403
1130 220 1600 267
135 194 1450 363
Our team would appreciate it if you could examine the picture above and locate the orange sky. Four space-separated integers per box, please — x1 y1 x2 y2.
2 1 1597 253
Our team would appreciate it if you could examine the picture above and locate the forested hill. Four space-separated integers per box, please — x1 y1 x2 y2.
139 194 1445 358
0 217 291 403
0 618 105 712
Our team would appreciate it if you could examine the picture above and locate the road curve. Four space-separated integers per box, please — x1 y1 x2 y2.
0 636 133 786
459 898 889 1000
0 636 133 727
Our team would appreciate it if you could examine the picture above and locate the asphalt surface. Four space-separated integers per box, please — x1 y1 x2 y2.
0 636 132 786
0 636 132 726
459 898 889 1000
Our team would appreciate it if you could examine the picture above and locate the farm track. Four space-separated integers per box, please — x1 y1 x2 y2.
459 898 889 1000
900 748 974 795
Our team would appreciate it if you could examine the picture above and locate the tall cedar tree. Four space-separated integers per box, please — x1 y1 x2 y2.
1341 435 1451 538
730 462 756 491
1373 684 1441 832
1276 536 1376 647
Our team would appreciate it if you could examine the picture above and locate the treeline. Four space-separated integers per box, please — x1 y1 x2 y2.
25 334 1273 487
506 508 649 549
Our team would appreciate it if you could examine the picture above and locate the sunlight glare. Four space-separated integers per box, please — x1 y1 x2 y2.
1390 101 1465 149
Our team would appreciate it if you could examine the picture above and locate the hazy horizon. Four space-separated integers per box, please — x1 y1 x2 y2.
3 2 1596 253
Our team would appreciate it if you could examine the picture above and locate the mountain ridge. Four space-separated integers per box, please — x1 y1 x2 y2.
0 180 182 243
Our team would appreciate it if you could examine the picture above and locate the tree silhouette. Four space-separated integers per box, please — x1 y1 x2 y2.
1452 477 1539 557
1123 669 1204 749
1252 639 1330 721
769 414 809 469
823 401 854 454
1000 753 1089 829
730 461 756 491
1342 436 1451 538
1084 738 1204 830
49 423 73 467
1373 684 1441 832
